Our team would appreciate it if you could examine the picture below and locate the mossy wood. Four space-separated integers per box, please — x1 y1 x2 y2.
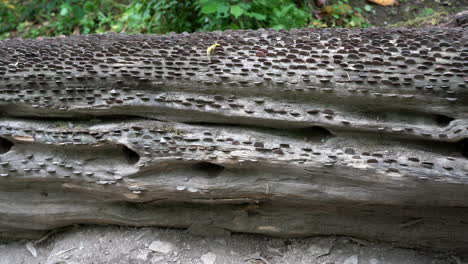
0 27 467 252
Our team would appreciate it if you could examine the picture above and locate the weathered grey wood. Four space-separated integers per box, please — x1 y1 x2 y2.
0 27 467 252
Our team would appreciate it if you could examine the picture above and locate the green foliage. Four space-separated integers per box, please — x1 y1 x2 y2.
110 0 201 34
0 0 373 39
420 7 435 17
318 0 372 28
0 0 126 38
198 0 310 30
388 11 447 28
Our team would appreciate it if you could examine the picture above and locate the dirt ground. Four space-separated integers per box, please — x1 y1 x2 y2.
357 0 468 26
0 225 465 264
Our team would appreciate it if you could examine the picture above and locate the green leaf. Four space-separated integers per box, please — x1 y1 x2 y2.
72 6 85 19
59 3 71 16
230 23 240 30
59 8 68 16
83 2 96 12
230 5 244 18
364 5 372 12
420 8 434 17
272 24 285 30
249 12 266 21
238 2 251 10
218 4 229 14
200 2 219 14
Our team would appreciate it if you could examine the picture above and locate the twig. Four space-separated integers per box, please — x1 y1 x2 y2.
54 247 76 256
34 229 59 245
259 256 272 264
244 257 272 264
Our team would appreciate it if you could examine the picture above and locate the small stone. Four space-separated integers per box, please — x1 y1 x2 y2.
151 255 165 263
25 242 37 257
343 255 359 264
136 249 151 260
148 240 175 254
308 237 333 258
201 252 216 264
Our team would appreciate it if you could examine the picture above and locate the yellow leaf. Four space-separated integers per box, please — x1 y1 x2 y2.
367 0 398 6
206 43 220 57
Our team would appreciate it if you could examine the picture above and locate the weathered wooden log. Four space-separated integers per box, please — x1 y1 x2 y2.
0 27 467 252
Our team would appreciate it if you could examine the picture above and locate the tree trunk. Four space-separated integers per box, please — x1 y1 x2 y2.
0 27 467 252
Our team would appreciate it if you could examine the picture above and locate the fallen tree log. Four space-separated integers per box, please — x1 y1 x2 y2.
0 27 467 252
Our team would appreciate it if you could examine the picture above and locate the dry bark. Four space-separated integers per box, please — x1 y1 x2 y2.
0 27 467 252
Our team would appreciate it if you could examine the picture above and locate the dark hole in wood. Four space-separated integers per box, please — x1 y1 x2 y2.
459 139 468 158
122 145 140 165
0 137 13 154
194 162 225 178
433 114 454 127
291 126 334 141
